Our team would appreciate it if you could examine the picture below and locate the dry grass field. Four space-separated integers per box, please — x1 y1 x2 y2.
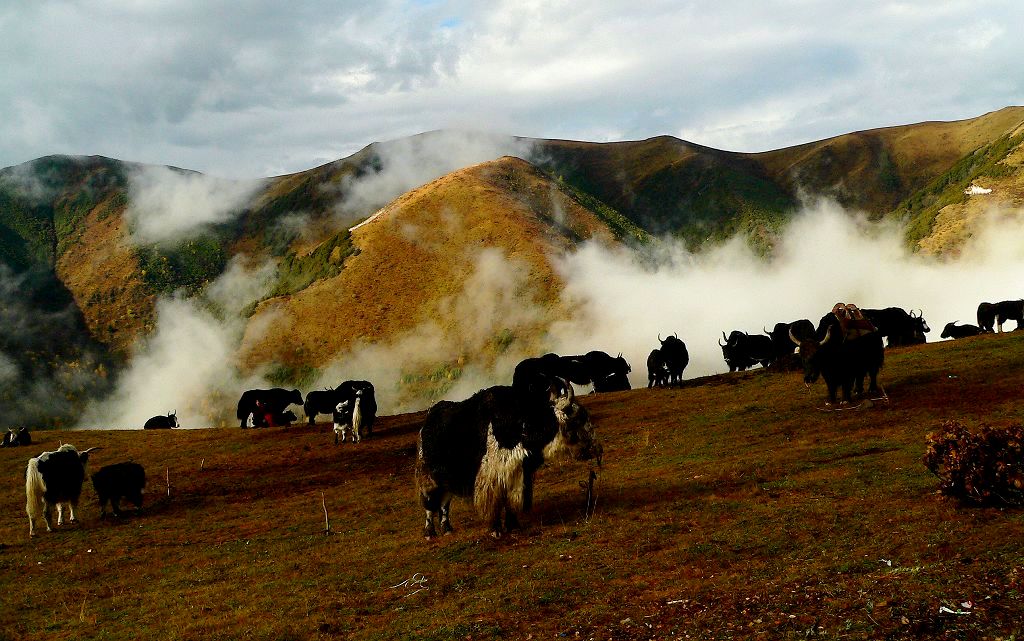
2 332 1024 640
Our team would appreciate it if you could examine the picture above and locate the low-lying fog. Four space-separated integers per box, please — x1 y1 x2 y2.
75 198 1024 429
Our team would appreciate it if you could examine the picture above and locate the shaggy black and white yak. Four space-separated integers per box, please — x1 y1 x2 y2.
25 444 99 537
415 378 601 538
92 462 147 518
332 382 377 444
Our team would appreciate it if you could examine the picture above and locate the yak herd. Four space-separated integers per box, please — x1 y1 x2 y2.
10 298 1023 539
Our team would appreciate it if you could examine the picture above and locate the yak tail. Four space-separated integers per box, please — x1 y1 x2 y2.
25 458 46 527
352 399 364 438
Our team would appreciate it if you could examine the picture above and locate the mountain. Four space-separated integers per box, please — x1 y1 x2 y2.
2 107 1024 426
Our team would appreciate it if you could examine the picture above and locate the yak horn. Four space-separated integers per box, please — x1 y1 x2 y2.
917 309 923 318
673 332 678 339
820 326 834 346
722 331 728 343
789 327 801 345
658 333 663 343
81 447 101 454
719 337 726 347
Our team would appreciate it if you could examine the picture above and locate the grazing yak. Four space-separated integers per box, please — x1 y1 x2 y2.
790 304 884 406
332 381 377 444
975 300 1023 333
720 331 773 371
861 307 930 347
92 462 146 518
143 411 178 429
304 388 340 425
2 427 31 447
646 348 669 388
512 354 589 389
977 302 996 332
941 321 982 340
583 351 631 392
416 377 601 538
657 334 689 385
513 352 630 392
25 444 99 537
236 388 302 428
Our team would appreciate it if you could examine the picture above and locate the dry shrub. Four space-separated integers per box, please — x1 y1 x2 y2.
923 420 1024 506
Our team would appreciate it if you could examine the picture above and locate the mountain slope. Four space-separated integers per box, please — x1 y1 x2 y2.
3 108 1024 426
238 156 638 394
530 107 1024 247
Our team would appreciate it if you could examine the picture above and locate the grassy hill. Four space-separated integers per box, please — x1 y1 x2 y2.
237 156 642 392
532 107 1024 250
4 108 1024 428
2 332 1023 640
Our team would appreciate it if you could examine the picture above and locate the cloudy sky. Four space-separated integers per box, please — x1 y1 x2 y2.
2 0 1022 179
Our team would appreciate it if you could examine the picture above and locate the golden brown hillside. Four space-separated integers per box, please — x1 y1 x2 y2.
238 156 620 373
755 106 1024 214
916 119 1024 255
55 194 154 355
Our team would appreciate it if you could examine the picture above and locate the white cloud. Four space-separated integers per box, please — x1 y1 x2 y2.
1 1 1021 177
77 257 276 429
546 201 1024 386
125 165 262 244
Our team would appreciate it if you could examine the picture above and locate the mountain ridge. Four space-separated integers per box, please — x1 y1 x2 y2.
3 107 1024 426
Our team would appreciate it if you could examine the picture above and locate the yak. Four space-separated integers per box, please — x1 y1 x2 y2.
720 331 773 371
790 309 884 406
143 411 178 429
941 321 982 340
236 388 302 428
416 376 601 538
862 307 930 347
25 444 99 537
92 462 146 518
647 348 669 388
657 334 689 385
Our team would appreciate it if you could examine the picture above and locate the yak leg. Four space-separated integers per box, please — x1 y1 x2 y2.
825 381 839 406
503 509 520 532
439 501 453 535
840 379 854 405
56 503 65 526
423 509 438 538
99 495 110 518
867 368 880 394
67 500 78 524
42 502 54 532
111 496 123 517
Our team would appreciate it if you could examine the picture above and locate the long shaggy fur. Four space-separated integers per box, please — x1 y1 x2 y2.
473 425 529 525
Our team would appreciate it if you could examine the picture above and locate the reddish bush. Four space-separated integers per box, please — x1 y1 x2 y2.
923 420 1024 506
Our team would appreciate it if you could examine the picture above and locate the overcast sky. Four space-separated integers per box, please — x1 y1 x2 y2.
2 0 1022 178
